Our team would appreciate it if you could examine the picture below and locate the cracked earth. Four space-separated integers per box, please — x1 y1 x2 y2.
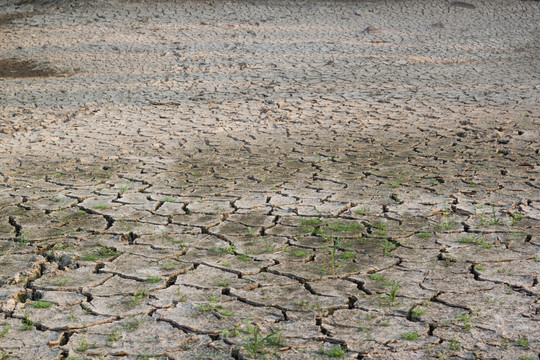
0 0 539 359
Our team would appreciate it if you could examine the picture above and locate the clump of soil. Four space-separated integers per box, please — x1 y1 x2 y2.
0 58 58 78
0 12 34 26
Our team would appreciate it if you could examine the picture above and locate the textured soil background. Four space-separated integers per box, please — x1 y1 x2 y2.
0 0 539 359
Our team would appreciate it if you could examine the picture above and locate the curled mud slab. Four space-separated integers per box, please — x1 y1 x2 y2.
1 0 539 359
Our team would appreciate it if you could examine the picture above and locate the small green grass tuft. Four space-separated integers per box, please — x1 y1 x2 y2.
293 250 308 257
31 300 53 309
448 337 461 351
0 324 11 338
216 280 230 287
511 213 524 225
246 227 259 237
122 317 146 332
409 307 427 321
340 251 356 260
401 332 420 341
457 313 474 332
516 337 530 350
76 338 96 352
146 276 161 284
129 288 149 306
21 312 34 331
237 254 253 262
368 273 391 286
321 345 347 358
458 236 492 249
354 208 369 215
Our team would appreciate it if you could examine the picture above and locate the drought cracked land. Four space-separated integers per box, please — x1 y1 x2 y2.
0 0 539 359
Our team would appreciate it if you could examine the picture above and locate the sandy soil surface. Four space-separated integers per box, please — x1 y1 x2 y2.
0 0 539 359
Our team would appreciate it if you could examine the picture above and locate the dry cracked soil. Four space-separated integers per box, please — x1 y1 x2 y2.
0 0 539 359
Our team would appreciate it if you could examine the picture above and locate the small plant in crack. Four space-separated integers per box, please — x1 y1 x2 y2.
107 329 121 346
320 344 347 358
221 325 242 338
123 317 146 332
160 260 179 271
94 204 109 210
53 277 70 287
21 312 34 331
340 251 355 260
31 300 53 309
242 321 285 358
390 193 401 203
162 197 176 203
489 206 502 225
389 171 407 189
113 220 134 232
371 221 387 236
510 213 524 225
456 313 474 332
326 222 364 235
197 297 232 316
15 232 29 245
76 338 96 352
437 201 456 231
316 237 345 277
246 227 259 237
379 281 401 307
68 312 77 322
365 313 378 320
176 288 187 302
216 280 230 287
418 232 431 239
388 281 400 305
83 246 119 261
197 297 221 313
293 249 308 258
448 337 461 351
146 276 161 284
409 307 427 321
368 273 391 286
119 182 131 194
458 236 492 249
300 218 323 234
213 244 237 255
162 235 185 248
0 324 11 338
129 288 149 306
249 239 277 255
381 240 397 256
516 337 530 350
401 331 420 341
354 208 369 215
237 254 253 262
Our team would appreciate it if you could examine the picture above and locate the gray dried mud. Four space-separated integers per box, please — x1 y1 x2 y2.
0 0 539 359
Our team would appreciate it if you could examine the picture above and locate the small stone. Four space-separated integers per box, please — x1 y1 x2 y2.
2 298 16 312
